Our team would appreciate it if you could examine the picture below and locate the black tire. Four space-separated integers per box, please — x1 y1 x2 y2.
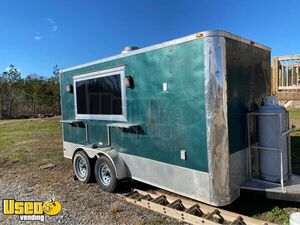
94 156 118 192
73 150 92 183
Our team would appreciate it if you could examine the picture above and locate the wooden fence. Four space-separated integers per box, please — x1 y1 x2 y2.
272 55 300 100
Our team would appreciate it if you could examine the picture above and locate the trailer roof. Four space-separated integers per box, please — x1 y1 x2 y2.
60 30 271 73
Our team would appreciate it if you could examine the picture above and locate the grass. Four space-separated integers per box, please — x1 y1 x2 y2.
226 191 299 225
291 109 300 135
9 149 29 162
0 118 62 167
289 109 300 119
292 129 300 136
226 110 300 224
0 119 60 152
265 207 289 224
0 116 299 224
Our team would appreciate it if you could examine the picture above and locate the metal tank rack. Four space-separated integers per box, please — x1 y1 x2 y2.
241 97 300 202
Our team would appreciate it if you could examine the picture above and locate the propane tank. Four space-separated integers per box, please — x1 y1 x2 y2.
258 96 289 183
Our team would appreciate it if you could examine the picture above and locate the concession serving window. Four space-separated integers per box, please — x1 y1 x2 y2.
73 66 127 121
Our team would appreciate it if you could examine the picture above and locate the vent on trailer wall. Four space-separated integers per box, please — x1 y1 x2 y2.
121 46 140 54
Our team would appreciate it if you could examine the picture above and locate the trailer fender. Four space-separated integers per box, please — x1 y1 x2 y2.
81 147 128 180
96 150 128 180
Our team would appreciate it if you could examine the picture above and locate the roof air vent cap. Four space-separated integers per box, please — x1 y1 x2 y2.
121 46 140 54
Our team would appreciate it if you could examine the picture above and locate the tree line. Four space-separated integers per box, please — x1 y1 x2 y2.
0 65 60 118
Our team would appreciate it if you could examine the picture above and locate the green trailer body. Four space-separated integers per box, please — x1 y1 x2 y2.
60 30 271 206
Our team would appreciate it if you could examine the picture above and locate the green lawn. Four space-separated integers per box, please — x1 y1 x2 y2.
220 110 300 224
290 109 300 119
0 118 62 167
0 119 60 151
0 116 299 225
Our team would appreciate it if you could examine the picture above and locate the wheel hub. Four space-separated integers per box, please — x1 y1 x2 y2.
76 156 87 178
99 164 112 186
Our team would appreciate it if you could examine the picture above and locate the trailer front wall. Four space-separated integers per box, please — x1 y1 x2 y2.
226 39 271 154
60 39 209 172
226 38 271 187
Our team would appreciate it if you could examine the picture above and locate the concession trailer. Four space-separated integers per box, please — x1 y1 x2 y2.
60 30 300 206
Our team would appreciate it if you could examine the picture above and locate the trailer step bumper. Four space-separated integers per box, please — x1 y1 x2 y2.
240 174 300 202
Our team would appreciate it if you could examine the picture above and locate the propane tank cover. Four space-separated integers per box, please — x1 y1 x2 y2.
257 96 289 182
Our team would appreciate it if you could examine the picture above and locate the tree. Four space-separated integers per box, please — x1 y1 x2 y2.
0 65 21 117
0 65 61 118
53 65 59 77
23 75 45 117
2 65 21 84
48 65 60 115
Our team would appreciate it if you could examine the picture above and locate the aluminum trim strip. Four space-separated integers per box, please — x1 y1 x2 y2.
63 140 213 204
73 66 127 121
204 36 232 206
118 152 212 205
60 30 270 73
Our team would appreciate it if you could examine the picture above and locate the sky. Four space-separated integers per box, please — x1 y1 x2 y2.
1 0 300 77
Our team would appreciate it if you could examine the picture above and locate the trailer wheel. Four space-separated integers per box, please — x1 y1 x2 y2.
95 156 118 192
73 151 92 183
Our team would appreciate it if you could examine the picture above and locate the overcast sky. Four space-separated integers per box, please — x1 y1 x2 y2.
1 0 299 76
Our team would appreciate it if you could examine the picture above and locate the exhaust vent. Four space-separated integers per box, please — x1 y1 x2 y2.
121 46 140 54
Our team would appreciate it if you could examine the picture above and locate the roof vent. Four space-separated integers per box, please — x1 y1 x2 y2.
121 46 140 54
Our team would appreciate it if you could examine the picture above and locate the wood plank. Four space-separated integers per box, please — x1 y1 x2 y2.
278 63 300 68
153 190 277 225
278 86 300 90
272 57 278 94
277 55 300 61
277 91 300 101
118 189 277 225
142 200 219 225
119 194 219 225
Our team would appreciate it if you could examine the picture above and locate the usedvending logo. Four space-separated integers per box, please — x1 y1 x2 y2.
2 199 62 222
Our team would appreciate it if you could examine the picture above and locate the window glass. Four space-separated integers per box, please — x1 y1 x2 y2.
76 74 122 115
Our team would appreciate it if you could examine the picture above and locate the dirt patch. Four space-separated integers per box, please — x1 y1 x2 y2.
291 118 300 128
0 117 59 126
0 117 299 225
0 118 184 225
0 161 183 225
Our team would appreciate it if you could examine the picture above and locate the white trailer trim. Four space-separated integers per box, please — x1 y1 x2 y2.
73 66 127 121
60 30 270 73
63 141 234 206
